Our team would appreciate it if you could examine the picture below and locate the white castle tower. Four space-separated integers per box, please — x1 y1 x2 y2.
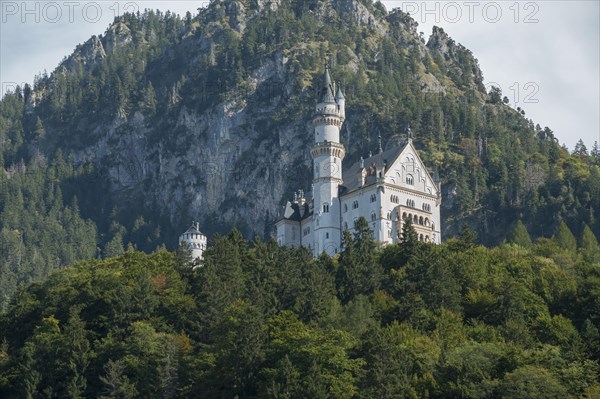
179 222 207 260
310 64 346 256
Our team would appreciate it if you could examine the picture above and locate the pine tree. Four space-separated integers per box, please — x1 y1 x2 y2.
573 139 588 157
553 221 577 253
591 141 600 165
103 233 125 259
33 116 45 140
579 224 600 263
508 220 532 247
141 82 157 115
336 217 381 303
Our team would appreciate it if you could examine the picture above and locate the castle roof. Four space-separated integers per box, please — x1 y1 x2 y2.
276 200 312 223
182 222 205 236
341 143 406 194
335 86 345 101
319 67 336 104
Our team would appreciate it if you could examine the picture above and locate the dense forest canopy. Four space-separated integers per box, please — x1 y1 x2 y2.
1 219 599 398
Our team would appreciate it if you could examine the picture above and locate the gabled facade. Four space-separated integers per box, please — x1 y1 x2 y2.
276 65 442 257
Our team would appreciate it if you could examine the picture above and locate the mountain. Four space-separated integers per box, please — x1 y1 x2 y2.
1 0 599 308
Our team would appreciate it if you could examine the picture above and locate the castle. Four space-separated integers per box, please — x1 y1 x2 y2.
275 65 442 257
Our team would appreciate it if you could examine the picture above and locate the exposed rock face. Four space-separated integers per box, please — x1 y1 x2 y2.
426 26 485 92
103 22 133 53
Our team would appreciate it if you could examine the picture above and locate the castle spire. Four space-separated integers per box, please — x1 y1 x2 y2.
319 57 336 104
335 82 345 101
377 133 383 153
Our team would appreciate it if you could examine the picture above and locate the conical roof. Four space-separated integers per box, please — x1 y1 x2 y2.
319 67 336 104
335 86 345 100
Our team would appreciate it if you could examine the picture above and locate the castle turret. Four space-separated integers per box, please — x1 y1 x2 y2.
179 222 207 261
310 64 346 256
335 85 345 118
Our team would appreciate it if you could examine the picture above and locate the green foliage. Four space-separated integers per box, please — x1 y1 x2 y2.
580 224 600 263
1 230 599 398
336 218 381 303
554 221 577 253
498 365 568 399
508 220 532 248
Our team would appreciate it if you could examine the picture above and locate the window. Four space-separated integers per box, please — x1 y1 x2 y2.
344 203 348 212
303 227 311 236
325 232 329 239
388 230 392 238
371 212 377 222
344 222 348 230
323 203 329 213
425 218 430 227
352 200 359 209
387 211 392 220
406 174 414 185
406 199 415 208
370 193 376 203
390 195 399 204
419 216 424 225
422 203 431 212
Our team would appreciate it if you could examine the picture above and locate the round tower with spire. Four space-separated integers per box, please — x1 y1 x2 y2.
310 61 346 256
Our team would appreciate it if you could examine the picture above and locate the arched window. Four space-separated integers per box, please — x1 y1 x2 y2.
325 232 329 239
406 174 414 185
370 193 376 203
413 215 418 224
402 212 407 220
323 203 329 213
371 212 377 222
353 200 359 209
387 212 392 220
419 216 424 225
344 203 348 213
425 236 430 242
419 234 424 241
344 222 348 230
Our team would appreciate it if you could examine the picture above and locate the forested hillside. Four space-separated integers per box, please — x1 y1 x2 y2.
1 0 599 307
1 220 599 398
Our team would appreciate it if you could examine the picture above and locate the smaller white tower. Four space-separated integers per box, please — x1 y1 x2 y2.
179 222 207 260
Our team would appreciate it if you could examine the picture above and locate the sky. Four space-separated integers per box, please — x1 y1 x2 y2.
1 1 598 150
